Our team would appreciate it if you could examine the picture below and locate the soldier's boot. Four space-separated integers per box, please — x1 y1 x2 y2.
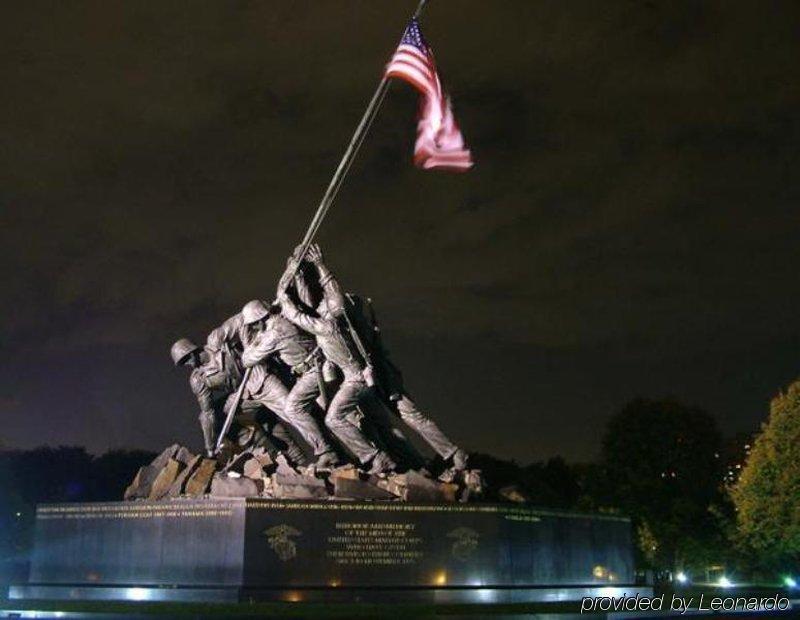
452 448 469 471
276 440 309 468
314 450 341 470
262 420 309 467
367 451 397 475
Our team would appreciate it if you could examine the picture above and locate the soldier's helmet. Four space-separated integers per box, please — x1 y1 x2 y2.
171 338 201 366
242 299 270 325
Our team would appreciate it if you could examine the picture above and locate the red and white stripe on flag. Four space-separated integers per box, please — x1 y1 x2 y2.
385 20 473 172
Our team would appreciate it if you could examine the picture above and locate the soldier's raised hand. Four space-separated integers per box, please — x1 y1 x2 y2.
276 257 297 296
306 243 323 264
285 253 300 273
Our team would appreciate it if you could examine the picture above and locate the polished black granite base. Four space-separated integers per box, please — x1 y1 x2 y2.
10 498 643 603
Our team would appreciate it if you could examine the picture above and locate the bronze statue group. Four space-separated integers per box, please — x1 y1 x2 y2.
171 244 468 481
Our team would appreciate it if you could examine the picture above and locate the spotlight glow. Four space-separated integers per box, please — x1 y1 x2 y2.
126 587 149 601
718 576 733 588
676 571 688 584
432 570 448 586
784 576 797 588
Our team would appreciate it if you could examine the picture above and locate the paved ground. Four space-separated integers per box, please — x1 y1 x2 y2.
1 585 797 618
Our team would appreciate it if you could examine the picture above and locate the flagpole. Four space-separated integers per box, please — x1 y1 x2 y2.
214 0 430 455
293 0 430 265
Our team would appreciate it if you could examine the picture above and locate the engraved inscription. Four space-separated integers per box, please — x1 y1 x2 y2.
36 503 234 520
327 522 423 566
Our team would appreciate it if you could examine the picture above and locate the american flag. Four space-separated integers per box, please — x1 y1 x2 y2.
385 18 473 172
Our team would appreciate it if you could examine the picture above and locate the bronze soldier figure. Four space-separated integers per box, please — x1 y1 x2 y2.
208 302 339 469
277 244 397 474
239 301 341 470
170 337 305 463
347 296 469 470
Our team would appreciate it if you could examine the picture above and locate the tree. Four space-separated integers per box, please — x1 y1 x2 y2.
0 450 29 584
467 452 582 508
0 445 155 585
731 378 800 565
89 449 157 501
598 398 726 572
525 457 582 509
9 446 94 506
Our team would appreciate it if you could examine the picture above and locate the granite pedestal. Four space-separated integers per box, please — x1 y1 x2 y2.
9 498 648 604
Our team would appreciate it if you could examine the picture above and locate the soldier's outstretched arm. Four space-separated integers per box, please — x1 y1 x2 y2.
206 313 244 352
293 266 315 308
277 249 331 336
278 289 330 337
306 244 345 315
241 331 279 368
276 252 300 300
189 371 215 412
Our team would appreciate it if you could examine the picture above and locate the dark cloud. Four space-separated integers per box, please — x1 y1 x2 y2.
2 1 799 461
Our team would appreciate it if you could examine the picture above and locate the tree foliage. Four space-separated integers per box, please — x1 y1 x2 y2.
0 446 155 584
732 378 800 564
468 452 582 508
598 398 725 571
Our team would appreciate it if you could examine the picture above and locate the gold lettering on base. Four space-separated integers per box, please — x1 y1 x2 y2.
36 503 234 520
326 522 423 566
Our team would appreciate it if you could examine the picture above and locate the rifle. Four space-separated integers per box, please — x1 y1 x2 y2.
214 366 251 455
342 294 377 387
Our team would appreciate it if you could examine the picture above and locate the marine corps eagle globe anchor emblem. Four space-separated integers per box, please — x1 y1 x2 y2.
447 527 479 561
264 524 301 561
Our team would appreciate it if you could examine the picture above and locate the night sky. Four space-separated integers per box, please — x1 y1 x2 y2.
2 1 799 462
